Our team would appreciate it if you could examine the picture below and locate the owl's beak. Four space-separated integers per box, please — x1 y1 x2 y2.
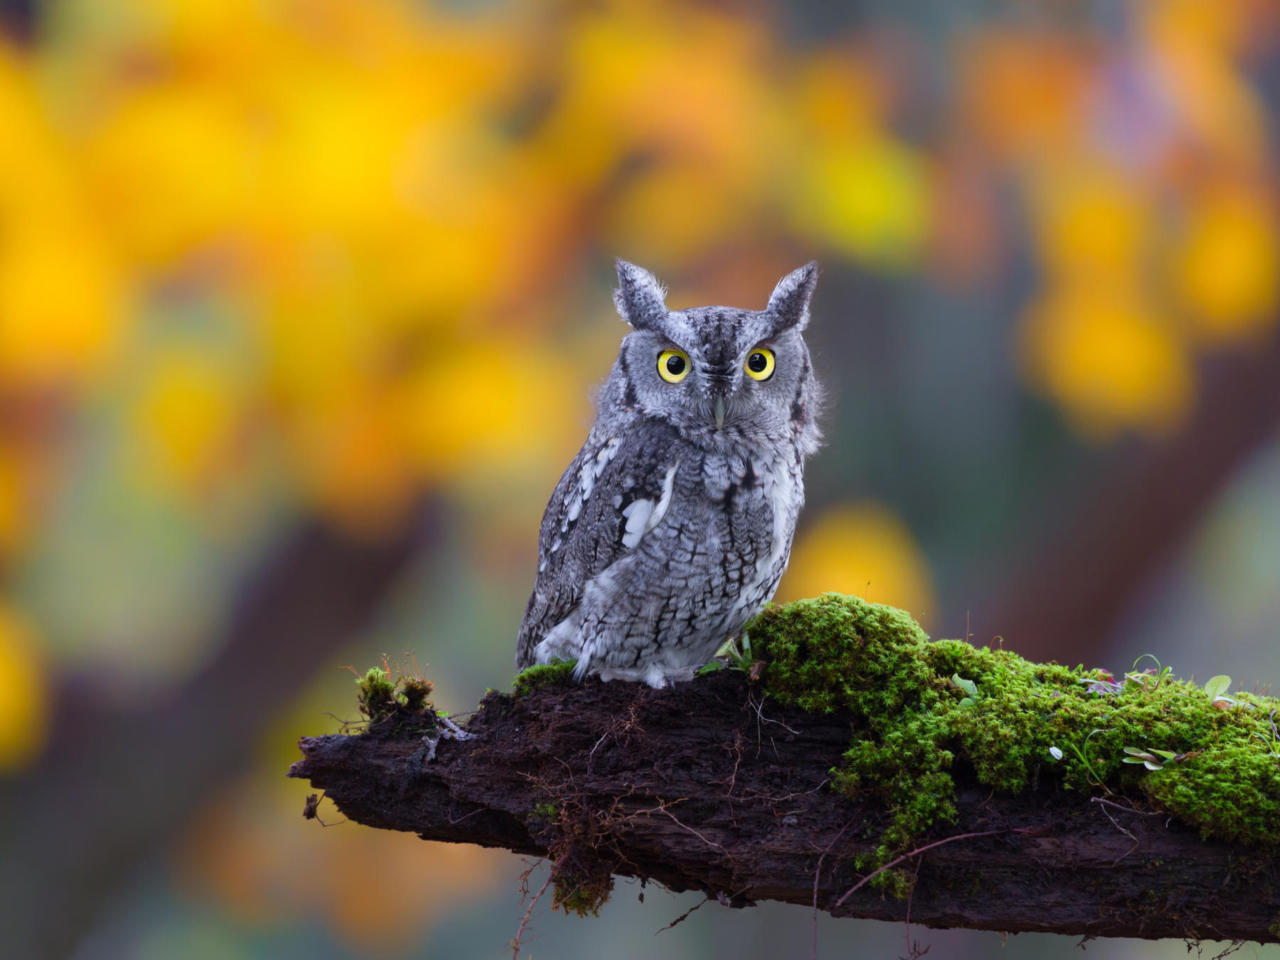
713 394 728 430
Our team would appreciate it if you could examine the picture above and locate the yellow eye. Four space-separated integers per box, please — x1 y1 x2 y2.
657 349 691 383
744 347 775 381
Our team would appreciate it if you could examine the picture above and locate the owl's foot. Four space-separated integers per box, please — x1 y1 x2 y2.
596 662 700 688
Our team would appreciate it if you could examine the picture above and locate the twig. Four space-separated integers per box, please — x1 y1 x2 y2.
1095 804 1140 866
835 830 1009 908
902 855 930 959
636 802 727 853
655 894 711 934
511 870 553 959
1089 797 1163 817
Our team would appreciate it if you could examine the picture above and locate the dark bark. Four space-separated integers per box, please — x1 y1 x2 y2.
291 670 1280 944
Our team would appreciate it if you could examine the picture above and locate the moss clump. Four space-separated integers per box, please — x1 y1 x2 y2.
354 666 437 729
533 802 560 820
554 877 612 917
356 667 398 722
513 660 577 697
750 593 1280 889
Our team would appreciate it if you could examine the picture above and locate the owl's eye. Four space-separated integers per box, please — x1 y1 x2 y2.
744 348 775 381
657 349 690 383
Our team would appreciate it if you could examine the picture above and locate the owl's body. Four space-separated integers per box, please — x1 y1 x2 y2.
516 261 821 687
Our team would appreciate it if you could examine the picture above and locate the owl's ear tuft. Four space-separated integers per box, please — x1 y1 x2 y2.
766 261 819 331
613 259 668 330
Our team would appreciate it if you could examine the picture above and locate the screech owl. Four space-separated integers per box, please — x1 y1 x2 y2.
516 260 822 688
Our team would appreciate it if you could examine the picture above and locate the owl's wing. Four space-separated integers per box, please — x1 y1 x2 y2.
516 422 683 666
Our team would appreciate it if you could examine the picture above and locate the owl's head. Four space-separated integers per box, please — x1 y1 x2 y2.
605 259 821 455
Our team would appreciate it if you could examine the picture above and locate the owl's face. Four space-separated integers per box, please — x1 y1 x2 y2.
606 260 821 454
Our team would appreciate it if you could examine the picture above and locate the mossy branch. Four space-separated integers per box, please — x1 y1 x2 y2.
290 596 1280 944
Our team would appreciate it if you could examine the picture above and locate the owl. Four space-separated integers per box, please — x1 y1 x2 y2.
516 260 822 688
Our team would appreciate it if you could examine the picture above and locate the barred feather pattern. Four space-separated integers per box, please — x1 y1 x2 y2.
516 261 822 688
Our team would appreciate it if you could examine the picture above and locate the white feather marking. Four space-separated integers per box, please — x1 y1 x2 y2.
566 438 619 531
621 499 653 549
619 463 679 550
647 464 679 532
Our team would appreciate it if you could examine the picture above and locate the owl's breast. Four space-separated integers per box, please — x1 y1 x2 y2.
691 446 804 616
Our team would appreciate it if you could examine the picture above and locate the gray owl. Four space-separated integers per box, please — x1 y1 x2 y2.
516 260 822 687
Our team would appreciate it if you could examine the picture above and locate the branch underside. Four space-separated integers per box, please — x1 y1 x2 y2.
289 671 1280 943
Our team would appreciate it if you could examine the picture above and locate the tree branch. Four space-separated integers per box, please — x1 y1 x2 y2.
980 317 1280 664
289 670 1280 944
0 501 438 960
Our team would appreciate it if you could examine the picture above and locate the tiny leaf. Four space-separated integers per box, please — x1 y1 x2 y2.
1204 675 1232 701
951 674 978 698
1143 760 1163 771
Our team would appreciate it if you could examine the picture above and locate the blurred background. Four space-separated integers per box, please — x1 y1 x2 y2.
1 0 1279 957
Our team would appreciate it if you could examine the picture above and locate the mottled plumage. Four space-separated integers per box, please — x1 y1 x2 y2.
516 260 822 687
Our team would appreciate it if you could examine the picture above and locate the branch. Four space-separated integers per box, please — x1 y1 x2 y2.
980 320 1280 663
0 501 438 960
289 670 1280 944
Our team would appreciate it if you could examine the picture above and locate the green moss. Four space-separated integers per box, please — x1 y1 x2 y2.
356 667 398 723
399 676 432 711
533 803 560 820
750 593 1280 889
513 660 577 697
554 878 611 917
354 665 436 728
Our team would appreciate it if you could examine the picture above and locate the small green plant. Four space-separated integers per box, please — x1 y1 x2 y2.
1122 747 1179 771
699 632 758 675
950 673 978 709
1254 710 1280 758
1066 729 1113 794
1126 654 1173 691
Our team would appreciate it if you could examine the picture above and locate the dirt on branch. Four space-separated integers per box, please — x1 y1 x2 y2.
289 667 1280 944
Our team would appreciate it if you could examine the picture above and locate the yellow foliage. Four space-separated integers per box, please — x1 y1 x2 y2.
789 132 930 272
133 348 249 494
786 51 928 270
82 81 257 268
539 0 777 187
606 159 761 267
0 48 128 387
1021 284 1192 440
777 502 935 626
0 603 48 771
958 32 1093 162
1032 167 1151 282
1140 0 1268 168
404 338 577 484
0 448 24 557
1175 184 1279 344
